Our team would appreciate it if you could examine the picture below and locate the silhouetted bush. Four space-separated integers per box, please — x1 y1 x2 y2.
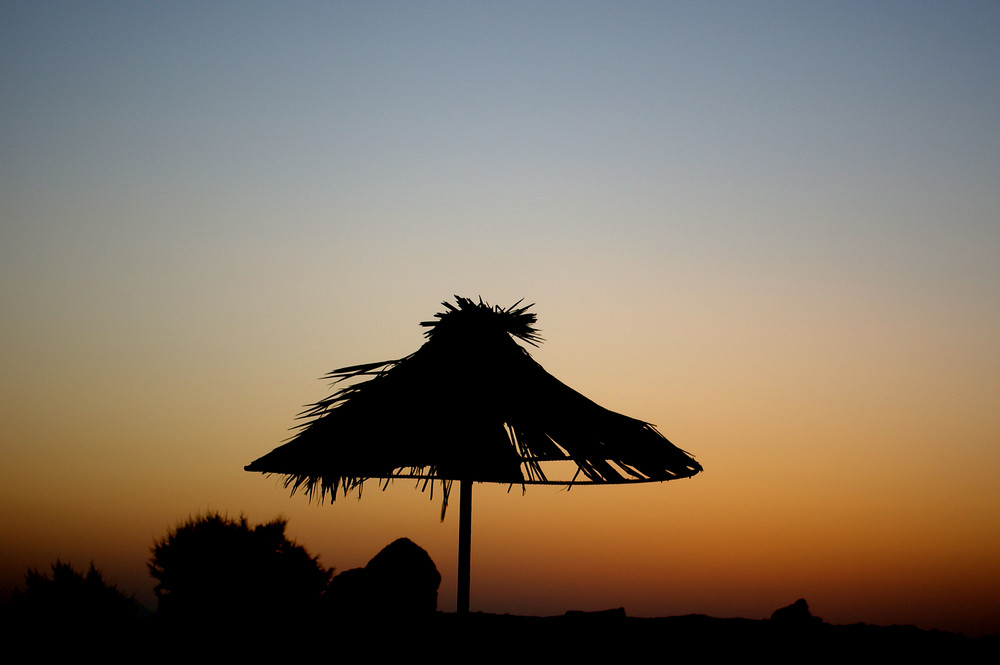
148 513 331 623
11 560 140 626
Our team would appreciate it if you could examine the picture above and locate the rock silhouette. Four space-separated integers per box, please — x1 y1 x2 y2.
770 598 823 625
326 538 440 617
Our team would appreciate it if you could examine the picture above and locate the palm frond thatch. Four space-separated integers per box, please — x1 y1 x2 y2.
245 297 701 507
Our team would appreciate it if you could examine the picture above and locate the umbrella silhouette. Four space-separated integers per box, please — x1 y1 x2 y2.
246 297 702 612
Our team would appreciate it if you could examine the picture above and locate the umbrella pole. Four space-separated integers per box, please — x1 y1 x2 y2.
457 478 472 613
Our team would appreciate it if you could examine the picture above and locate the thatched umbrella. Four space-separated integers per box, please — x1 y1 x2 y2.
246 297 702 612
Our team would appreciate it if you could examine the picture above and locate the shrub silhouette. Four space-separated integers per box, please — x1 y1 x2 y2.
12 560 140 625
148 513 331 622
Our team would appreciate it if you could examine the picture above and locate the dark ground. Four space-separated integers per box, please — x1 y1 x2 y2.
8 607 996 660
430 611 996 659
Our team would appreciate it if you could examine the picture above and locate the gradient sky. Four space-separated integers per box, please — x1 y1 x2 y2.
2 1 998 636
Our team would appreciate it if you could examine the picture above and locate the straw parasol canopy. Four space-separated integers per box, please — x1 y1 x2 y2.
246 296 702 611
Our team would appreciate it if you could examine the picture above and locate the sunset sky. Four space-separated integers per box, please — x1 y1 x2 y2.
2 2 998 636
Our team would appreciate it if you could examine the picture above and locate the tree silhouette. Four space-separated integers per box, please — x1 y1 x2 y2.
12 560 140 625
148 513 331 622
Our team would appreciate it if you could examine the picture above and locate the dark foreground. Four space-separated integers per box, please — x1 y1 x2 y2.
14 609 996 660
436 611 996 659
